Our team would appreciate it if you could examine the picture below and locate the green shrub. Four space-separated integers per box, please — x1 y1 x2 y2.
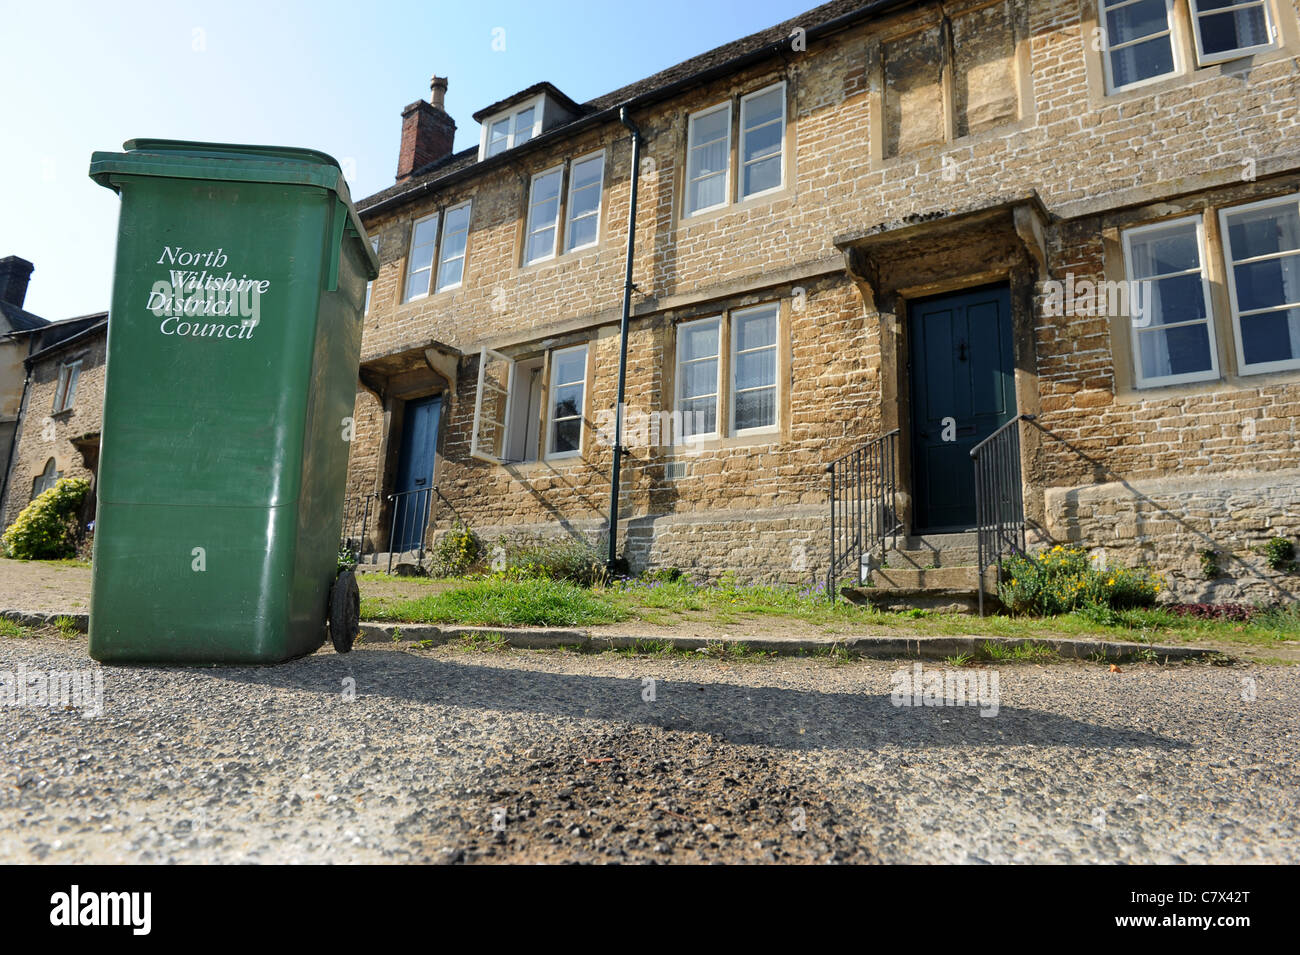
1 478 91 560
1199 548 1221 579
999 544 1164 616
1263 537 1295 572
432 522 482 577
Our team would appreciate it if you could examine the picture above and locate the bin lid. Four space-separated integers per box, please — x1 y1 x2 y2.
89 138 378 278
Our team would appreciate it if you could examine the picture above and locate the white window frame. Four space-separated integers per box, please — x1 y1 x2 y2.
364 236 379 314
1189 0 1277 66
565 150 605 253
674 316 722 443
1218 193 1300 376
435 200 472 292
684 101 732 217
1122 215 1221 388
53 359 82 413
478 94 545 160
738 81 786 201
470 346 514 464
403 212 440 303
545 343 588 460
728 303 781 436
524 165 564 265
1098 0 1182 94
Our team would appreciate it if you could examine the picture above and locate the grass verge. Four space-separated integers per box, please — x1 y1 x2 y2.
360 576 627 628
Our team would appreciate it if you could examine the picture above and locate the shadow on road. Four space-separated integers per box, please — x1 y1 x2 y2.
176 650 1188 754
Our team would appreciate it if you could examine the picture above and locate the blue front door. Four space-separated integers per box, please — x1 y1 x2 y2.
392 395 441 551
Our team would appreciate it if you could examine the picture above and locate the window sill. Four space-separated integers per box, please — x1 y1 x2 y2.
677 184 791 232
1113 365 1300 403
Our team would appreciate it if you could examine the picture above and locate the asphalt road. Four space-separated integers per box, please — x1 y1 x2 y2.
1 637 1296 863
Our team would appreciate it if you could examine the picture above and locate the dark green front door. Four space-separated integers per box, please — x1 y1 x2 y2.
908 284 1016 531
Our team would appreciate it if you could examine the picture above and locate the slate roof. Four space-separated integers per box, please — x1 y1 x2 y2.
0 301 49 334
25 313 108 363
358 0 915 216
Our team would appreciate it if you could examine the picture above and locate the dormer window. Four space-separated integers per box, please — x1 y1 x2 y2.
474 84 581 161
481 97 543 159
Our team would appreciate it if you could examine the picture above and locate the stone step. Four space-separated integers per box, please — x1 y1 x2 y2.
870 565 981 590
842 585 988 615
877 531 980 569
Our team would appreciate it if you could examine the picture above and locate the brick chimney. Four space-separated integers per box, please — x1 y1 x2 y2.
397 75 456 181
0 256 34 309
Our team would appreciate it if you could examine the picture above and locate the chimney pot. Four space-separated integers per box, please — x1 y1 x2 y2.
430 75 448 111
0 256 34 310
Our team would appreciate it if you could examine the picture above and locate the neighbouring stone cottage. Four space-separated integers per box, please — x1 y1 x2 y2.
345 0 1300 605
0 255 107 530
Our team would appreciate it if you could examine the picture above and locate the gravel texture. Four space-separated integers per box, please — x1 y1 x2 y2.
1 636 1296 864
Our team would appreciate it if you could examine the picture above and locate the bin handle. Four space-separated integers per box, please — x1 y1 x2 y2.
325 201 348 293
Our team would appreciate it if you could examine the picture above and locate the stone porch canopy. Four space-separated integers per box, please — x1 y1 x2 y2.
832 193 1053 310
359 339 461 403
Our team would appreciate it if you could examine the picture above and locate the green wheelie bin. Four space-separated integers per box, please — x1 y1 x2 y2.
86 139 378 663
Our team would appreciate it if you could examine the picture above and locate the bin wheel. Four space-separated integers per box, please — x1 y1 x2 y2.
329 569 360 654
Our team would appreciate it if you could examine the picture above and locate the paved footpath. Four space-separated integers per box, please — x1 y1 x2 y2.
1 636 1295 863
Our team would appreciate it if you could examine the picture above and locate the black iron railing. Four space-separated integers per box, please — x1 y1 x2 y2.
340 492 378 565
826 429 901 595
971 413 1035 616
387 487 436 573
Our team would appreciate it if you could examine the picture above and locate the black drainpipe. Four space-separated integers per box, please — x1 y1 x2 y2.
607 105 641 575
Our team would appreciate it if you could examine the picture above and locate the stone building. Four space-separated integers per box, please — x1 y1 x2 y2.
346 0 1300 604
0 289 107 528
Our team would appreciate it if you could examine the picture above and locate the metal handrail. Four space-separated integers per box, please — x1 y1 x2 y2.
826 429 901 596
386 486 436 574
340 492 378 565
971 413 1035 615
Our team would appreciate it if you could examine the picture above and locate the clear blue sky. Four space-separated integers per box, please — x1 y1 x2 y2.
0 0 815 321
